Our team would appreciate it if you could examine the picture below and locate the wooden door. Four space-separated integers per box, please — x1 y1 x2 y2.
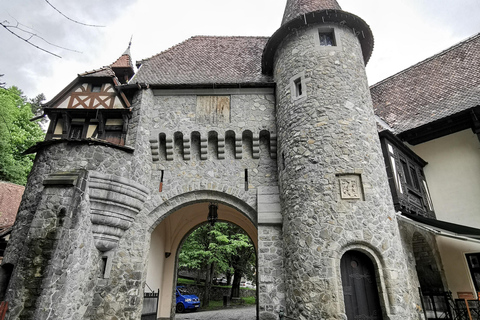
341 250 383 320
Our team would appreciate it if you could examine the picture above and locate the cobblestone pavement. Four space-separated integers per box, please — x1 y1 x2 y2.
175 305 256 320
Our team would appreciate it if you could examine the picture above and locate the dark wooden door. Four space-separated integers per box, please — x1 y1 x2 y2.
341 250 383 320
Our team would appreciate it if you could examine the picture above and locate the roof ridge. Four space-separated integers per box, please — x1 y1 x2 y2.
137 35 271 65
370 32 480 89
79 65 113 76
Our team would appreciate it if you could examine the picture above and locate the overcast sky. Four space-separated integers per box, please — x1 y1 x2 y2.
1 0 479 100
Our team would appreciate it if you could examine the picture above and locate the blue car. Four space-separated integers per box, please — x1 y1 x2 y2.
176 286 200 313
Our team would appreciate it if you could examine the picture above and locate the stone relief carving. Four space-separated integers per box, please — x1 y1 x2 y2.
339 174 363 200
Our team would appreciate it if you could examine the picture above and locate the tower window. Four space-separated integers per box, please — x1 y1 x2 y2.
294 78 302 97
290 72 307 101
319 31 335 46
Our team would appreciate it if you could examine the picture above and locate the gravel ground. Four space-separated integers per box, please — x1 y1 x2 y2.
175 305 257 320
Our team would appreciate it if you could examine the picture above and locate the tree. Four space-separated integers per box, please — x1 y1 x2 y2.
29 93 49 130
178 222 256 305
213 224 256 299
0 86 45 185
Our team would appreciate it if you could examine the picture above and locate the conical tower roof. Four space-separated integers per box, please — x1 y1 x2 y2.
111 39 135 84
262 0 374 74
282 0 341 25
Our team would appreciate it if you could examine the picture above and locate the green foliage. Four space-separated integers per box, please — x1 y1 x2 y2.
0 86 45 185
178 222 256 282
177 277 197 285
242 296 256 305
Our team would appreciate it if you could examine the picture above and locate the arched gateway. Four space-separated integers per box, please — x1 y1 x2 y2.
1 0 424 319
145 196 258 319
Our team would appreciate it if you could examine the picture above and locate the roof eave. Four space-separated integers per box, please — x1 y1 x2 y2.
147 82 276 90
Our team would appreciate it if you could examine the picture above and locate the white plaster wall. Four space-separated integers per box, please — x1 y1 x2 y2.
146 223 166 312
436 236 480 298
410 130 480 228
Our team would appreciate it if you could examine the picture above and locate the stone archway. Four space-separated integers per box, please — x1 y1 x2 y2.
144 194 258 319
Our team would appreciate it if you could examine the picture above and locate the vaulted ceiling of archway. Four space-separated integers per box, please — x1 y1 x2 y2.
156 202 258 256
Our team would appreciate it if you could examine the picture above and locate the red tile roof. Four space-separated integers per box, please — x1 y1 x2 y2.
111 54 133 69
282 0 342 25
371 33 480 134
134 36 273 86
0 182 24 228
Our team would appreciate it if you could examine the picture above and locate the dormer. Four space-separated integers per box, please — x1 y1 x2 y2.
42 65 131 147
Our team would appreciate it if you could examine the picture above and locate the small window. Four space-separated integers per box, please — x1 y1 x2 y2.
91 85 102 92
294 78 302 97
69 124 83 139
319 31 335 46
290 72 306 101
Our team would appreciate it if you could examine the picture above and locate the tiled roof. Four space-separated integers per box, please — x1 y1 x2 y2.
0 182 24 228
79 66 116 78
371 33 480 134
111 54 133 69
133 36 273 86
282 0 341 25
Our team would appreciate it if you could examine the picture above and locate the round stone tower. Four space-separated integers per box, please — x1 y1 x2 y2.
263 1 418 319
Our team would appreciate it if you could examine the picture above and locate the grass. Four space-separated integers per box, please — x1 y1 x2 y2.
242 296 256 305
177 277 199 285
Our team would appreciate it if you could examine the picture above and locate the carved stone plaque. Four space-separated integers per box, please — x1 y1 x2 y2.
338 174 363 200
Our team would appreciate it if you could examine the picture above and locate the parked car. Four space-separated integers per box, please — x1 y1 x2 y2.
176 286 200 313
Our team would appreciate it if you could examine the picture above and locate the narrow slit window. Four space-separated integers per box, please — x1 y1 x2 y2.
294 78 302 97
244 169 248 191
100 257 108 278
159 170 164 192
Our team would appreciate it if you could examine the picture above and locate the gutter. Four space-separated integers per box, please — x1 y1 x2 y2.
396 212 480 244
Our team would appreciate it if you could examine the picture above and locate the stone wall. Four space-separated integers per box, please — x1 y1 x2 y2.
140 88 285 319
0 87 285 319
273 22 421 319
